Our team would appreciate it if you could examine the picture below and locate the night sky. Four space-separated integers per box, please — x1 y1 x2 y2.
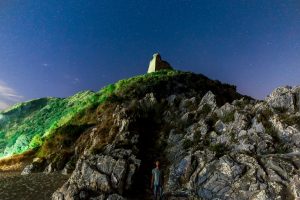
0 1 299 109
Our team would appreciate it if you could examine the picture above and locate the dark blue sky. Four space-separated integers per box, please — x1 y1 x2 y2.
0 0 299 109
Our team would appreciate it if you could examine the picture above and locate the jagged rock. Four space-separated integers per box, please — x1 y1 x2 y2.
232 112 250 132
90 195 105 200
79 190 89 199
185 121 207 141
291 175 300 199
111 159 127 194
266 86 295 113
251 118 265 133
292 86 300 112
21 157 46 175
44 163 54 174
279 125 300 149
179 97 197 113
96 155 117 175
167 94 183 108
125 164 136 190
107 149 132 159
50 78 300 199
214 120 227 133
180 111 196 126
215 103 235 118
167 154 198 191
198 91 217 110
168 129 184 145
195 155 245 199
53 159 111 199
233 140 255 153
139 93 158 110
80 161 111 193
209 131 218 142
62 161 75 175
21 164 35 175
106 194 126 200
52 192 64 200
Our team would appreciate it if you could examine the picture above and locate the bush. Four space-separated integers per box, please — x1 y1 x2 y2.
29 135 43 149
200 104 212 117
209 143 229 158
222 112 235 123
205 113 219 132
182 139 193 150
257 107 273 122
235 99 250 109
273 106 288 114
275 144 290 154
265 123 280 142
37 124 92 157
280 115 300 128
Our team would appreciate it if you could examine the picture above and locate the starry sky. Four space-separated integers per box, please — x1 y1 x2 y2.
0 0 299 109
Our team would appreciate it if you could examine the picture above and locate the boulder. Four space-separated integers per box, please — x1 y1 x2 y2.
96 155 117 175
266 86 295 113
21 157 46 175
111 159 127 193
106 194 126 200
179 97 197 113
214 120 227 133
198 91 217 110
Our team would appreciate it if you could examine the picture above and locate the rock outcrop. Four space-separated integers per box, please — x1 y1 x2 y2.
266 86 300 113
16 71 300 199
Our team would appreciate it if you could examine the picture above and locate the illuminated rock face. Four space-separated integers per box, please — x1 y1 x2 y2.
147 53 173 73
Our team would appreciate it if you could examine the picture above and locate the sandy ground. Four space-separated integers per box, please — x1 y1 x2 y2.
0 172 69 200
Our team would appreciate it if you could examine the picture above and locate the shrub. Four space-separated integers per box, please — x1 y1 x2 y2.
222 112 235 123
275 144 290 154
265 123 280 143
209 143 229 158
280 114 300 128
200 104 212 117
205 113 219 132
29 135 43 149
182 139 193 150
235 99 250 109
273 107 288 114
257 107 273 122
37 124 92 157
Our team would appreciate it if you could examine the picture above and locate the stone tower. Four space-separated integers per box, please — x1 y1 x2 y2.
147 53 173 73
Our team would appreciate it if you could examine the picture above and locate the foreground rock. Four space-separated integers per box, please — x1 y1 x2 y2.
49 87 300 199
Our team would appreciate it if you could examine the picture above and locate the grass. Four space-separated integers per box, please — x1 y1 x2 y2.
37 124 93 158
234 99 250 109
257 108 292 154
222 112 235 123
0 91 102 157
280 114 300 128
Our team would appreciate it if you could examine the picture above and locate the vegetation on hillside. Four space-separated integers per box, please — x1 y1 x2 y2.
0 70 244 160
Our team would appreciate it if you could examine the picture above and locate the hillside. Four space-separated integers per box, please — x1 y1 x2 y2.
0 70 243 159
1 70 300 199
0 91 101 158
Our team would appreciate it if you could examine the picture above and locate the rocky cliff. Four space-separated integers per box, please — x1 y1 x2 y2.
50 71 300 199
2 70 300 199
